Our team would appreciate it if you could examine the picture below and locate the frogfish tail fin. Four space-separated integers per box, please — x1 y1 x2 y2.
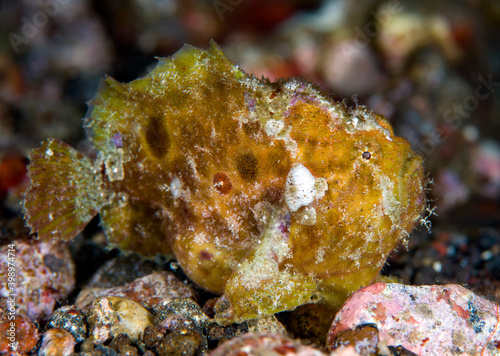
22 138 105 241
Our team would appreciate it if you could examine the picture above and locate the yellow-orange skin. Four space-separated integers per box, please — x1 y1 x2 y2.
23 42 425 324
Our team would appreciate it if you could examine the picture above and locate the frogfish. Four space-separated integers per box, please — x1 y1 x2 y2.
23 41 425 324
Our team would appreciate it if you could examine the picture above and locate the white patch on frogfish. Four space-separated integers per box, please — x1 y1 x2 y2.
284 164 328 212
264 119 285 137
170 177 183 199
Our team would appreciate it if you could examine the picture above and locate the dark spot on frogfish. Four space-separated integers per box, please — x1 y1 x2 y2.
144 115 170 159
242 120 261 137
263 186 283 205
362 151 371 160
200 250 213 260
236 152 258 182
213 172 232 194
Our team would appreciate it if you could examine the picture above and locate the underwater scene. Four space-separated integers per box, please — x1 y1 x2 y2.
1 0 500 355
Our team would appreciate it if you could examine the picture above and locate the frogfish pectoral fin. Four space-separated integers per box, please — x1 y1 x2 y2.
23 138 105 241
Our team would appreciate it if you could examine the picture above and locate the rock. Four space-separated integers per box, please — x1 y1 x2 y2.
84 296 153 344
387 346 418 355
109 334 138 356
143 325 168 349
329 324 378 356
84 254 161 289
287 304 336 343
156 326 207 356
209 333 328 356
38 328 75 356
327 283 500 355
94 344 120 356
0 311 38 355
76 271 196 313
246 315 287 335
48 305 87 343
0 238 75 320
206 322 249 345
115 343 139 356
330 347 363 356
80 337 95 352
207 311 286 346
201 297 218 318
155 298 209 334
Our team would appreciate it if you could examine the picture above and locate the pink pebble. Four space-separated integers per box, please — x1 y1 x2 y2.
0 238 75 321
327 283 500 355
209 333 329 356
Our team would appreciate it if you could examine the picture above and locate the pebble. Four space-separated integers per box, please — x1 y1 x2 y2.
246 315 287 335
0 311 38 355
116 344 139 356
109 334 138 356
0 237 75 320
84 296 153 344
155 298 209 333
152 299 288 352
206 322 248 345
209 333 328 356
201 297 218 319
329 347 363 356
94 344 120 356
143 325 168 349
207 314 288 349
38 328 75 356
287 304 335 343
156 326 207 356
76 271 196 313
85 254 161 289
327 283 500 355
48 305 87 343
80 337 95 353
329 324 378 356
